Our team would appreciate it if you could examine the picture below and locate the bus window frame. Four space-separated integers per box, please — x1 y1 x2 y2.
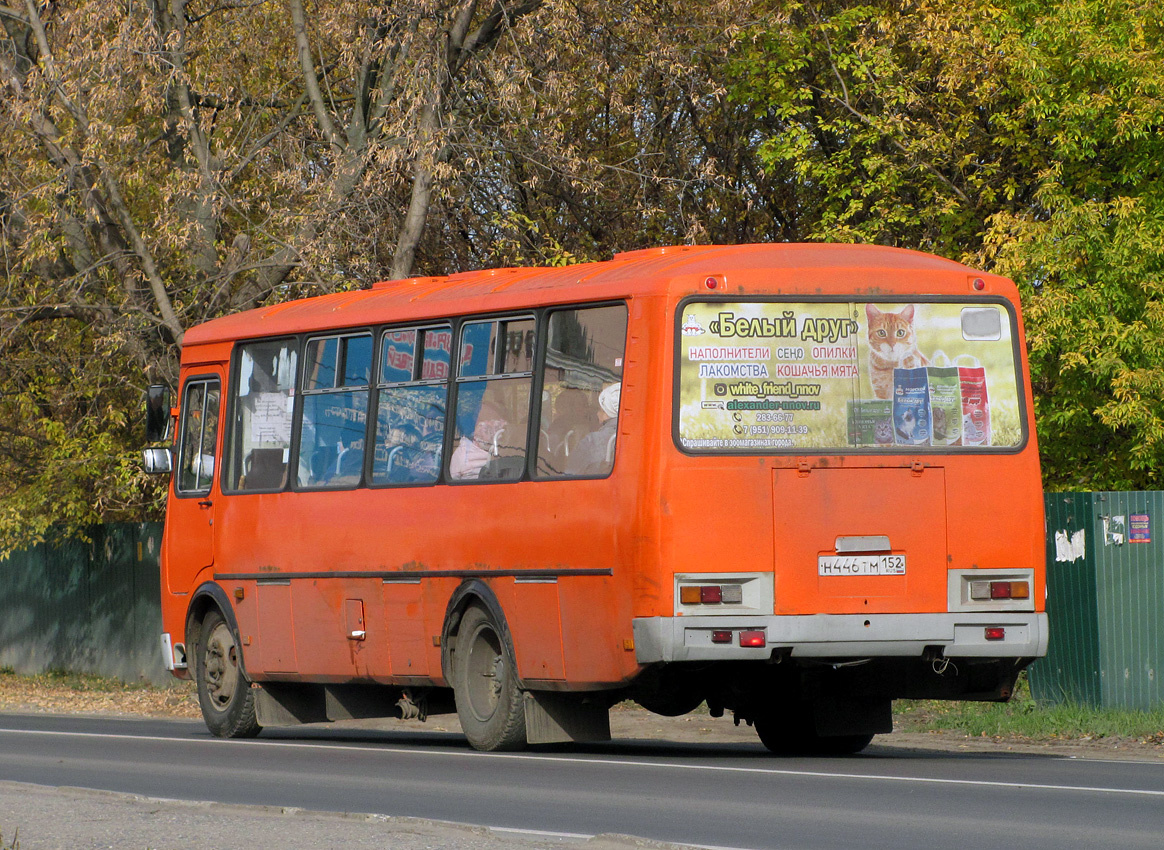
295 328 375 491
221 336 300 495
174 374 221 498
534 302 629 481
368 321 453 490
446 312 539 485
671 293 1030 457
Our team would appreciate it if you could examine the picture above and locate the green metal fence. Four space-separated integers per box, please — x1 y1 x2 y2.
0 523 169 685
1031 491 1164 710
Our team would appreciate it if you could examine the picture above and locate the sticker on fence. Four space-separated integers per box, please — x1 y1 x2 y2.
1130 513 1151 544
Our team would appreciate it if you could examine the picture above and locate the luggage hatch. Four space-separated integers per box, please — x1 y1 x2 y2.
772 466 948 615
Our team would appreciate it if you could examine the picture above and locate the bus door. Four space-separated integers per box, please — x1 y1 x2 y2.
166 371 224 593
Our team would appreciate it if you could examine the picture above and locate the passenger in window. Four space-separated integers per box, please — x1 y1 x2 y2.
450 400 507 480
546 388 595 473
567 382 619 476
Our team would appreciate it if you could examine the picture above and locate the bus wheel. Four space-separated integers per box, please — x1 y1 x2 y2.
452 605 526 751
195 609 261 738
754 709 873 756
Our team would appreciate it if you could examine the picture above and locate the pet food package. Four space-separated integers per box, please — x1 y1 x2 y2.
926 350 962 446
847 400 894 446
957 355 991 446
892 367 931 446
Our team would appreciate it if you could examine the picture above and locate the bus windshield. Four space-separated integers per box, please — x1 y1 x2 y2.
676 299 1025 453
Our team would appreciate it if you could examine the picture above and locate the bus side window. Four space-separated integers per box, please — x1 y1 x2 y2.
176 378 220 494
371 326 450 486
536 304 628 479
297 332 372 489
450 317 535 482
226 339 298 492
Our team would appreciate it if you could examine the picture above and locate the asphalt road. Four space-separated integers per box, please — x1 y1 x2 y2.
2 714 1164 850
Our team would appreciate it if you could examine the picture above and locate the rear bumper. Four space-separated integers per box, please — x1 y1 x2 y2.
633 612 1048 663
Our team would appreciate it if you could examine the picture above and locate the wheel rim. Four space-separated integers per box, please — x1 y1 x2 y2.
204 621 241 712
464 622 506 723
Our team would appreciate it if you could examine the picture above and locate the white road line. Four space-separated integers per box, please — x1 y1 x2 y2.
487 825 757 850
487 826 593 841
2 726 1163 799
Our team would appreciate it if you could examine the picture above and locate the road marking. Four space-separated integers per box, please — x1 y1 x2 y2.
488 826 593 840
487 825 757 850
2 725 1164 799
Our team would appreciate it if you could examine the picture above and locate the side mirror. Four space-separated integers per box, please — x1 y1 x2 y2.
145 384 172 443
142 447 173 475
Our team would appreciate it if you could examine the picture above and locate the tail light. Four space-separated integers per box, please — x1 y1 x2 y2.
970 580 1029 601
679 583 744 605
738 630 766 648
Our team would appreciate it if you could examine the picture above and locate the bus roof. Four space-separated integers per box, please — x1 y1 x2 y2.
183 243 982 345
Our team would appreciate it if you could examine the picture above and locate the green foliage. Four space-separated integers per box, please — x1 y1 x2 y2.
488 212 584 268
980 0 1164 487
989 187 1164 489
0 318 165 549
731 0 1022 255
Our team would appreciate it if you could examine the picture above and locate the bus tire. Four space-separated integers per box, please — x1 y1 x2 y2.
810 732 874 755
754 710 872 756
195 608 261 739
452 605 526 751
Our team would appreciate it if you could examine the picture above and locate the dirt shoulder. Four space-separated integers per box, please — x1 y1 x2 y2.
2 672 1163 761
0 674 200 719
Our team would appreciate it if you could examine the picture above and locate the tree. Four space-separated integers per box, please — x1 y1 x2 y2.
0 0 548 549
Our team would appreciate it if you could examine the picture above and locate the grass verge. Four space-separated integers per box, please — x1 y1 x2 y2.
896 675 1164 744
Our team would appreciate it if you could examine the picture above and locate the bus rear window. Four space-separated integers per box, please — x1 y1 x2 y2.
676 300 1025 453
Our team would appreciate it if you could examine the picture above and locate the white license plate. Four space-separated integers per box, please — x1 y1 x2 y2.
818 554 906 576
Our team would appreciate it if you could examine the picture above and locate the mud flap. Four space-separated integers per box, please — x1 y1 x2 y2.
524 692 611 744
254 683 328 726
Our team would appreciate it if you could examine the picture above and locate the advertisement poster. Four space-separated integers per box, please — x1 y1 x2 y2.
1130 513 1151 544
677 301 1023 452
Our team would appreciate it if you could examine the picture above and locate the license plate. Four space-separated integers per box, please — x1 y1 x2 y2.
818 554 906 576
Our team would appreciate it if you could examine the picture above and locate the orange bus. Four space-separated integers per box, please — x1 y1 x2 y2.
145 243 1047 754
